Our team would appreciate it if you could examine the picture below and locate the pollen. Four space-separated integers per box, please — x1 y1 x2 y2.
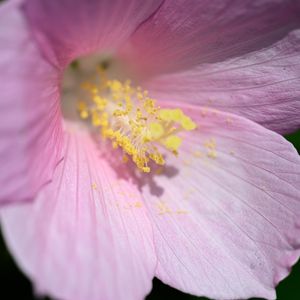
78 67 196 172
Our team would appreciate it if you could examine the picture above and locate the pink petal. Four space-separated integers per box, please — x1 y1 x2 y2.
141 103 300 299
24 0 164 68
120 0 300 76
0 1 63 205
146 30 300 134
0 131 156 300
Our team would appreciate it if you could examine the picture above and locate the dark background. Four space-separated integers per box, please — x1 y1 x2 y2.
0 130 299 299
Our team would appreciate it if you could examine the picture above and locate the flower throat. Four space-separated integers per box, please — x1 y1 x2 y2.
77 66 196 173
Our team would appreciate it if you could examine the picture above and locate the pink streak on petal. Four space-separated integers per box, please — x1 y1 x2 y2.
141 103 300 299
0 1 63 205
121 0 300 77
1 131 156 300
23 0 164 68
146 30 300 134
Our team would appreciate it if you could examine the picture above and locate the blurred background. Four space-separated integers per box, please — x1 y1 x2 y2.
0 130 299 299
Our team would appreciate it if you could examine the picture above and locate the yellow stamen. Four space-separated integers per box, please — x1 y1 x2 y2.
77 67 196 172
164 135 182 153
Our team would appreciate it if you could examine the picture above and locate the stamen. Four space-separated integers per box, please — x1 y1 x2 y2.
78 67 196 173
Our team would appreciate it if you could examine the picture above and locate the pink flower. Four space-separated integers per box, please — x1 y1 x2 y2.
1 0 300 300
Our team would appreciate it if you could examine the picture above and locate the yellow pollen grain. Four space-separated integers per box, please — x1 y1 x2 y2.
204 138 218 159
207 150 217 159
204 138 216 150
134 201 143 208
157 201 172 215
122 154 129 163
77 67 196 173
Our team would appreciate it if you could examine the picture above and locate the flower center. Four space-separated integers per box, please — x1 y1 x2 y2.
67 60 196 173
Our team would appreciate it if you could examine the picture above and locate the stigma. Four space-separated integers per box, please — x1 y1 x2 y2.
77 67 196 173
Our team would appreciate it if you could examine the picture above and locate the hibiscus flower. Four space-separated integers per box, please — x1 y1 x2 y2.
1 1 300 300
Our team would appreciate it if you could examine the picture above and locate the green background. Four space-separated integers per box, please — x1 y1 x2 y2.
0 130 299 299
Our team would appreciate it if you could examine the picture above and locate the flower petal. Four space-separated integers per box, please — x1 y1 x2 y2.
0 1 63 205
24 0 164 68
0 131 156 300
146 30 300 134
121 0 300 76
140 103 300 299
